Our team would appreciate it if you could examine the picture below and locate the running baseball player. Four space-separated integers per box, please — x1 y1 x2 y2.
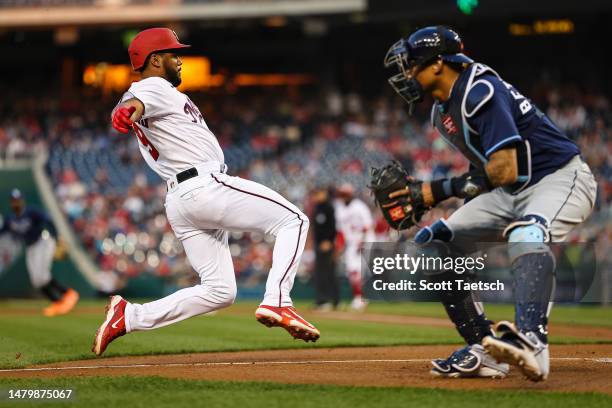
92 28 319 356
374 26 597 381
0 189 79 316
334 183 375 311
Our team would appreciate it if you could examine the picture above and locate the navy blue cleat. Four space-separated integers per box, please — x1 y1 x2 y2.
430 344 509 378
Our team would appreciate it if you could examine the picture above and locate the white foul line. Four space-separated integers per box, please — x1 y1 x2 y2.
0 357 610 374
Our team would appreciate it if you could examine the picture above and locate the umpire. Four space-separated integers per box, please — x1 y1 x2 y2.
311 186 339 310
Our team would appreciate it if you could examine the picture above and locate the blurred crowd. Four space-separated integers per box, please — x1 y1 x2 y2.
0 81 609 293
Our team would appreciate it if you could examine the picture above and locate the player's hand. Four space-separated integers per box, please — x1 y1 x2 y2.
54 237 68 260
112 106 136 134
319 240 333 252
389 181 435 207
369 161 429 230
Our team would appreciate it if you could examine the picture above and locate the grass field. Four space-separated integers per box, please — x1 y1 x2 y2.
366 302 612 327
1 300 610 368
0 300 610 407
1 377 611 408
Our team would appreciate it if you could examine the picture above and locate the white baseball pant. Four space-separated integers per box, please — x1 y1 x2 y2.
124 162 309 332
445 155 597 248
26 236 56 289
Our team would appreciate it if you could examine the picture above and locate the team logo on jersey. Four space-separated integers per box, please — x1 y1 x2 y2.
389 206 406 221
442 115 458 135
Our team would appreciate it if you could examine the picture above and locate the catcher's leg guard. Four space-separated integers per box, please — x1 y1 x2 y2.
436 272 494 345
504 215 555 343
420 239 493 345
483 215 554 382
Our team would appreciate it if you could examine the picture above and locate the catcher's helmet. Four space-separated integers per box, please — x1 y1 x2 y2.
384 26 473 113
128 28 191 71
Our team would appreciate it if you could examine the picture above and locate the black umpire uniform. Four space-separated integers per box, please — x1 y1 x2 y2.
312 188 339 308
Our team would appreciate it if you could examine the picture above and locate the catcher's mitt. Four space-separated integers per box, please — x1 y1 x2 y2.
369 161 428 230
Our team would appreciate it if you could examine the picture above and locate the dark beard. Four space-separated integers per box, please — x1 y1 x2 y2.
163 59 182 87
167 70 182 87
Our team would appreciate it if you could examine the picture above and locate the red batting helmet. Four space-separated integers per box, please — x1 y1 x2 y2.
128 28 191 71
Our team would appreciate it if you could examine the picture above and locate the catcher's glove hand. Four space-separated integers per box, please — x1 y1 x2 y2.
368 161 428 230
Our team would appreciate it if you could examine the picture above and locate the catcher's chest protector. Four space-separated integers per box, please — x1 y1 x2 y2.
431 64 499 171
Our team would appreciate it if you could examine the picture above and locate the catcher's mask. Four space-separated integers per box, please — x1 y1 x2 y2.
384 26 473 114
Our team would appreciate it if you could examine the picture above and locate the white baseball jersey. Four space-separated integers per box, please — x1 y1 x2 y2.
334 198 375 246
120 77 224 181
115 76 312 334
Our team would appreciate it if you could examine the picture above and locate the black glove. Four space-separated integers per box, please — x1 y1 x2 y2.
368 161 429 230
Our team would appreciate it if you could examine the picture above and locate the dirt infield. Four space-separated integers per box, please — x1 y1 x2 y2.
2 345 611 394
309 311 612 340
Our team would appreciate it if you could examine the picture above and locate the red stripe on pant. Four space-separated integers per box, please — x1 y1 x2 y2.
211 174 304 307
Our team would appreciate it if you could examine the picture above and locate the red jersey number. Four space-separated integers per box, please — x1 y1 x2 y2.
132 124 159 161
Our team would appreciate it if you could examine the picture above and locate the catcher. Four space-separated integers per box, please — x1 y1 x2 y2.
371 26 596 381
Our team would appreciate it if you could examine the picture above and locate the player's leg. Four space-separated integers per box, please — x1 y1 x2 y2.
26 237 58 296
313 246 337 309
483 156 597 381
26 237 78 316
345 246 367 311
418 190 513 378
520 156 597 242
126 230 236 331
93 229 236 356
193 172 318 341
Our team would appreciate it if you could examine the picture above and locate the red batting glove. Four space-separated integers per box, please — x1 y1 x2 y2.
112 106 136 134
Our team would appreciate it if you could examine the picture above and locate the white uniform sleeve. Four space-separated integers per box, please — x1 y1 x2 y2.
127 78 172 119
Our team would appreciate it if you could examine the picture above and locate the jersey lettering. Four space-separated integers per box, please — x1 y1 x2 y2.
133 123 160 161
125 77 224 180
503 80 532 115
184 99 204 125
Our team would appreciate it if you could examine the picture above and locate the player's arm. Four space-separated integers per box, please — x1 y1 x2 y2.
423 79 523 206
421 147 518 206
485 147 518 186
111 97 145 134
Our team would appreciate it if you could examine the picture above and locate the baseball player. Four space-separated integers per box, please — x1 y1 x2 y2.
334 183 375 311
0 189 79 316
92 28 319 356
377 26 597 381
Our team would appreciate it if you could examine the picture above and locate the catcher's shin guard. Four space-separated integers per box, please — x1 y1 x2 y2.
423 246 493 345
505 216 555 343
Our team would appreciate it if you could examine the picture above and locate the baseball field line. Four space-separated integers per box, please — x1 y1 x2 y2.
1 357 611 373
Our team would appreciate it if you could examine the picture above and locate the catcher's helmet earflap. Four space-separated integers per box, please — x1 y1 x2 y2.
384 26 473 114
